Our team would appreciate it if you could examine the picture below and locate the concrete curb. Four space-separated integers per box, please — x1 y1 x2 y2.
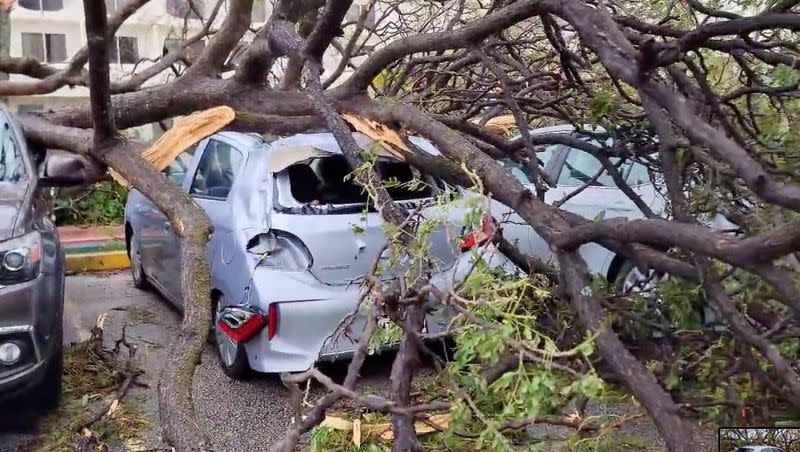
60 225 131 273
65 250 130 274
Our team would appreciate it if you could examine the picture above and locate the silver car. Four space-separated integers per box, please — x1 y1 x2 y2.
492 124 662 291
124 127 716 377
124 131 513 377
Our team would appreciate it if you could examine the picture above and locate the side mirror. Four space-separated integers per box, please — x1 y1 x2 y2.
39 150 93 188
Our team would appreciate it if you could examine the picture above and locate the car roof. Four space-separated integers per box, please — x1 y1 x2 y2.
215 131 442 157
268 132 441 156
214 131 265 152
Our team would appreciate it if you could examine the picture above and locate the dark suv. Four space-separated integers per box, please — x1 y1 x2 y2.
0 105 86 408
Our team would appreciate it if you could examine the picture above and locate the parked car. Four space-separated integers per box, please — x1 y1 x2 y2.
496 125 737 293
0 104 86 408
125 125 727 378
491 124 663 292
124 131 512 377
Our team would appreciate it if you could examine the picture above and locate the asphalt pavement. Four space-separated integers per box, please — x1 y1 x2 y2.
0 273 396 451
0 273 713 451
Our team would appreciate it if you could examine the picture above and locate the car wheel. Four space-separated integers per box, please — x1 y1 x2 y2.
33 342 63 410
129 233 149 290
213 297 250 380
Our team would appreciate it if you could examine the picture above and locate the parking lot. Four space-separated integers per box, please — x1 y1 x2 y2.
0 273 717 452
0 273 397 451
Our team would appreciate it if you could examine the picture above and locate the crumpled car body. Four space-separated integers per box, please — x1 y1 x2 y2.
124 131 515 374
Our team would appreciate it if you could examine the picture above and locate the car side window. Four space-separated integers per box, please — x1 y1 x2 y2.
189 140 244 199
625 160 650 186
499 159 531 184
556 147 627 187
163 143 197 186
0 114 27 182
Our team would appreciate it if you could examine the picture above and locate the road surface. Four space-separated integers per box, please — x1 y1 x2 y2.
0 273 395 451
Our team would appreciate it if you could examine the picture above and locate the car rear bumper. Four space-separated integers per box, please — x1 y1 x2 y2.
0 273 63 399
239 245 518 373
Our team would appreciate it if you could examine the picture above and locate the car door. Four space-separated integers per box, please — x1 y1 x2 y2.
544 145 656 220
494 144 562 258
543 144 658 275
145 142 203 304
183 138 246 303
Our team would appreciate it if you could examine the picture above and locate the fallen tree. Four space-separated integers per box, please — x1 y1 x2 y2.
4 0 800 450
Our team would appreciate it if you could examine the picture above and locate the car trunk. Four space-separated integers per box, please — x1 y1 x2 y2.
271 153 459 286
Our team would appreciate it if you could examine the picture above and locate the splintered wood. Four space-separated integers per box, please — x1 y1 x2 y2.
320 412 450 445
341 113 409 159
109 106 236 187
471 114 517 135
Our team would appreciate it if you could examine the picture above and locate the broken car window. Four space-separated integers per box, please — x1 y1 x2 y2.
277 155 434 212
189 140 244 200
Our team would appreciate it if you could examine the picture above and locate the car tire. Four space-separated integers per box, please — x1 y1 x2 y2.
212 297 250 380
33 341 63 410
129 232 149 290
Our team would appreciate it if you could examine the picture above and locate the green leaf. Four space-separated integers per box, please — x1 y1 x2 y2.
593 210 606 222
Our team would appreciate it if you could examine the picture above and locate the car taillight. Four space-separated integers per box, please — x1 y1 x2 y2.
460 214 496 251
218 304 279 342
268 303 278 340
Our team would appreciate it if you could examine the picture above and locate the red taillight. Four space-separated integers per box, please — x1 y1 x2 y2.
460 214 496 251
217 304 278 342
268 303 278 340
218 309 267 342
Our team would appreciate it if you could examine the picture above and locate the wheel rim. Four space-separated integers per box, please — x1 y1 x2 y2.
214 305 237 367
131 236 143 283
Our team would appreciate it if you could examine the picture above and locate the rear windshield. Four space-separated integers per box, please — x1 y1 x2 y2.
275 155 437 213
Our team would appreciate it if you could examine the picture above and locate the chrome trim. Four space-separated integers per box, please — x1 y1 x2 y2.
0 325 32 334
0 325 42 363
0 359 45 386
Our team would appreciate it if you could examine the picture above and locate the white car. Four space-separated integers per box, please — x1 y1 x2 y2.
492 125 664 290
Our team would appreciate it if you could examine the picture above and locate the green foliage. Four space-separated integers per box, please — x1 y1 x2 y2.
54 180 127 226
588 89 620 126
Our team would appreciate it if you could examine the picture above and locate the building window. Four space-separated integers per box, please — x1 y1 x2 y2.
18 0 63 11
21 33 66 63
163 38 181 57
167 0 203 19
109 36 139 64
251 0 266 23
345 3 376 29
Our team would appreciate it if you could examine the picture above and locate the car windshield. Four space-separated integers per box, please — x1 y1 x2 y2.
275 155 437 213
499 144 559 184
0 114 27 183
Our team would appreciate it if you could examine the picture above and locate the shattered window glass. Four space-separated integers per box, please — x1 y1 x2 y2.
282 156 432 207
189 140 244 199
0 116 27 183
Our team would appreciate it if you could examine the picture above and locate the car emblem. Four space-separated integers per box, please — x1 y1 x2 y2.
321 264 351 271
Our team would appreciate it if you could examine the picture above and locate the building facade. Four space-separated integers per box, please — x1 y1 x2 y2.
7 0 267 139
6 0 373 139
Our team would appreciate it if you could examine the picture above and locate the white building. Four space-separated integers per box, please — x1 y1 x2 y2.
6 0 375 139
6 0 268 139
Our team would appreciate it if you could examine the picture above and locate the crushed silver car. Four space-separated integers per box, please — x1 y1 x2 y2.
124 131 512 377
